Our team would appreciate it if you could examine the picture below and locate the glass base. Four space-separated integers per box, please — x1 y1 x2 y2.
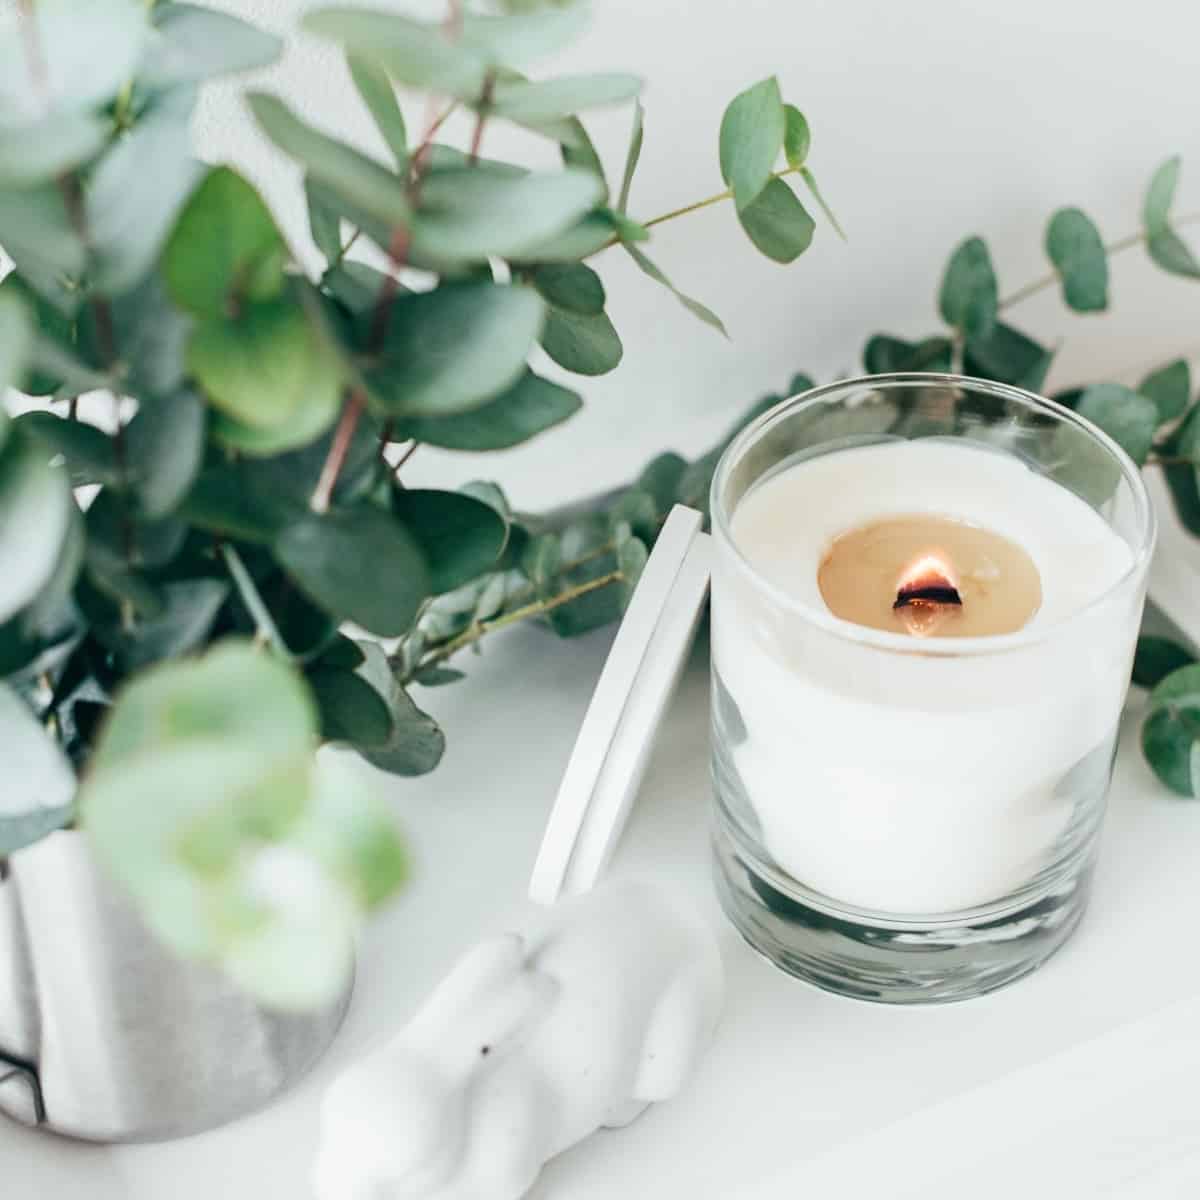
713 824 1092 1005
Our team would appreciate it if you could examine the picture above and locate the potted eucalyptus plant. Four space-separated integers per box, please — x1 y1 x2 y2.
0 0 841 1139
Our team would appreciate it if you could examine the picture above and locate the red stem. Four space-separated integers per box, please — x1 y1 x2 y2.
310 390 367 515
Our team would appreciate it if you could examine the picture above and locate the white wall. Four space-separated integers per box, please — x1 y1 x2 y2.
198 0 1200 509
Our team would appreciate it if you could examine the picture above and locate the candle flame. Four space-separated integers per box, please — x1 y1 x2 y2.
893 550 962 636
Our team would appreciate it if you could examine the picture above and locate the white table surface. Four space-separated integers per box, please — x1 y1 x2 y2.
7 621 1200 1199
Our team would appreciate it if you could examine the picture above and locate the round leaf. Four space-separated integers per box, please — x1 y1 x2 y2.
963 322 1053 391
0 111 108 186
938 236 998 340
354 641 445 776
719 76 785 209
1076 383 1158 466
139 4 283 89
1142 664 1200 795
1045 207 1108 313
864 334 952 374
274 508 431 637
400 369 581 451
782 104 811 169
1133 636 1196 689
529 262 605 315
307 666 394 747
488 73 642 123
368 282 545 417
1144 156 1180 237
540 305 622 376
1139 360 1191 424
125 391 207 517
735 177 815 263
0 684 75 856
391 488 509 594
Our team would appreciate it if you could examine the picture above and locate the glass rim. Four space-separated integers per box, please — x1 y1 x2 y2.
710 371 1157 658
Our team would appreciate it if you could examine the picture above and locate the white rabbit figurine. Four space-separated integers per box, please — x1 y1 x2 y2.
313 881 723 1200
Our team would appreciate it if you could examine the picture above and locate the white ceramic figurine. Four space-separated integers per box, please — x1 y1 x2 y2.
312 881 723 1200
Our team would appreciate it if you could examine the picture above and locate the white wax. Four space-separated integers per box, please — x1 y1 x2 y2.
713 439 1142 914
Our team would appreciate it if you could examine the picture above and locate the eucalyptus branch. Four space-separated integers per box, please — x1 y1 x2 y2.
1000 210 1200 310
220 543 291 657
467 73 495 166
406 569 626 678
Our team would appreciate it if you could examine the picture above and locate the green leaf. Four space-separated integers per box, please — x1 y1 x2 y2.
413 665 464 687
637 452 688 511
307 177 345 264
782 105 810 169
1139 360 1190 423
399 369 581 451
307 666 393 747
521 532 561 589
347 52 408 168
540 305 622 375
529 262 605 315
863 334 952 374
617 100 644 212
0 185 86 311
179 464 302 544
86 490 187 574
368 282 544 417
719 76 785 209
105 578 230 672
248 93 410 231
412 166 602 261
0 431 73 625
1148 229 1200 280
392 488 509 594
939 236 998 340
963 321 1054 391
624 245 726 334
87 92 204 296
617 534 648 608
609 489 658 541
0 684 75 856
559 117 608 203
274 507 431 637
139 3 283 88
1144 156 1181 237
354 641 445 776
458 5 590 62
15 411 117 486
1133 635 1196 689
799 167 845 240
1076 383 1158 466
187 299 343 437
210 400 342 460
488 74 642 123
508 210 616 263
735 177 815 263
0 0 148 115
164 167 286 318
1045 207 1108 312
125 391 207 518
0 111 108 186
1142 663 1200 795
302 8 489 97
0 288 33 396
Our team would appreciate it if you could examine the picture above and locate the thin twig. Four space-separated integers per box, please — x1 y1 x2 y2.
467 73 495 166
220 543 291 656
311 389 367 515
392 439 419 477
408 569 626 677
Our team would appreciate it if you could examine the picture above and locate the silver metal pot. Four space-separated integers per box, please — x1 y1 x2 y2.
0 831 351 1142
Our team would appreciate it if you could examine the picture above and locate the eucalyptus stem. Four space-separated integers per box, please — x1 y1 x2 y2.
467 74 494 165
637 165 803 236
1000 210 1200 310
220 543 290 657
408 569 625 677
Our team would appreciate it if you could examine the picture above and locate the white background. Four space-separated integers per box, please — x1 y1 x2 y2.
198 0 1200 511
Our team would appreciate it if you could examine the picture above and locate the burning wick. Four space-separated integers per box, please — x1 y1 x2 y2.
893 552 962 636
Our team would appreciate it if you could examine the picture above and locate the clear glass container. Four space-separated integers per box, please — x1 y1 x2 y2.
709 373 1155 1004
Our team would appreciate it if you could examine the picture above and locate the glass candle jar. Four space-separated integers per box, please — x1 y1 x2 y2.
709 374 1154 1004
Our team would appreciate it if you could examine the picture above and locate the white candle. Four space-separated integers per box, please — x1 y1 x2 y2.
713 438 1143 914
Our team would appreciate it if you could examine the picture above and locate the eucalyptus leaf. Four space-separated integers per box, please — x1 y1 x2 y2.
125 391 207 518
1045 207 1108 312
637 452 688 511
106 579 230 671
392 488 509 594
508 211 617 262
139 3 283 89
559 117 608 202
1133 635 1196 689
0 184 86 311
529 262 605 315
1144 156 1181 237
413 666 464 687
782 105 810 169
458 5 591 62
1076 383 1158 466
736 177 815 263
274 507 431 637
0 430 73 625
800 167 845 240
0 289 33 396
963 321 1053 391
178 464 303 545
399 369 581 451
1142 663 1200 795
368 282 545 417
413 166 602 260
617 100 644 212
540 305 622 375
1148 229 1200 280
624 245 726 333
249 93 410 230
488 74 642 123
164 166 286 318
86 491 187 573
0 111 108 186
87 94 203 296
347 53 408 168
307 666 393 747
719 76 785 211
616 534 648 608
354 641 445 776
307 177 345 264
863 334 952 373
939 236 998 340
1139 360 1190 424
0 684 75 856
15 411 117 486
